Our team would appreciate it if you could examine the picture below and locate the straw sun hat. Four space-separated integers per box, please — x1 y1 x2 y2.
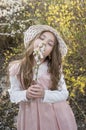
24 25 67 58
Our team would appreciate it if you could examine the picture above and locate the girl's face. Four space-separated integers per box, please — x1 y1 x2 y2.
34 31 55 60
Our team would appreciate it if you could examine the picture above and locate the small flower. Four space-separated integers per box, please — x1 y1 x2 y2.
33 42 46 81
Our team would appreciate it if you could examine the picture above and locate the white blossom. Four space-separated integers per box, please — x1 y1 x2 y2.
0 0 27 36
33 42 46 81
11 30 16 35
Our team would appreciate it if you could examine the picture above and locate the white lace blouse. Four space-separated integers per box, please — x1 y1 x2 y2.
8 61 69 104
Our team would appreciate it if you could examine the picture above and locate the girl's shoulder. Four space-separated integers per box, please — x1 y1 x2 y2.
8 60 21 76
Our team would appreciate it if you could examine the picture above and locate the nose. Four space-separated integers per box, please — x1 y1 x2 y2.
38 41 46 48
38 42 46 55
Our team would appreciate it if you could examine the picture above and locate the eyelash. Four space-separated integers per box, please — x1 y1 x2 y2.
39 36 44 40
48 43 53 47
39 36 54 46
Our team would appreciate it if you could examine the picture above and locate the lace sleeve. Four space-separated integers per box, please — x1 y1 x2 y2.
8 62 31 104
42 73 69 103
8 75 31 104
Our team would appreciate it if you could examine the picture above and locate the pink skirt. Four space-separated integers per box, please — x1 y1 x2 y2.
17 100 77 130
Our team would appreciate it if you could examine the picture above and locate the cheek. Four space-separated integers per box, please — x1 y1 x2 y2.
46 45 53 51
45 46 53 55
34 39 40 48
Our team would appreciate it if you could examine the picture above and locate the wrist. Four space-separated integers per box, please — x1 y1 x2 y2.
26 90 31 100
42 90 45 98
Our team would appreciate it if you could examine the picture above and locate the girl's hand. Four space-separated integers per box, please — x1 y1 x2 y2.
26 84 45 100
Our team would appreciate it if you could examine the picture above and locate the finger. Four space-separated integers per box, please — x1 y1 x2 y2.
29 90 41 95
27 89 41 98
31 85 41 88
28 88 44 98
27 92 38 98
30 87 41 92
29 92 41 98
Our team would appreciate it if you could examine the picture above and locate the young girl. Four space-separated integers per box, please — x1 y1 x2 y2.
8 25 77 130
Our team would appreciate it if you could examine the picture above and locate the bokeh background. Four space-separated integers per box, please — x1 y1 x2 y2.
0 0 86 129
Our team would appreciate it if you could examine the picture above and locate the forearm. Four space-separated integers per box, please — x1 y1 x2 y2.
42 89 69 103
8 75 31 104
42 73 69 103
8 89 30 104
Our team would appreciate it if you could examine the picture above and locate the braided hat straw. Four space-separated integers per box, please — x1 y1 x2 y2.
24 25 68 58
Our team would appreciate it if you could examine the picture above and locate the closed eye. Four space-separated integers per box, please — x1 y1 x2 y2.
39 35 45 40
39 34 55 46
48 42 54 47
